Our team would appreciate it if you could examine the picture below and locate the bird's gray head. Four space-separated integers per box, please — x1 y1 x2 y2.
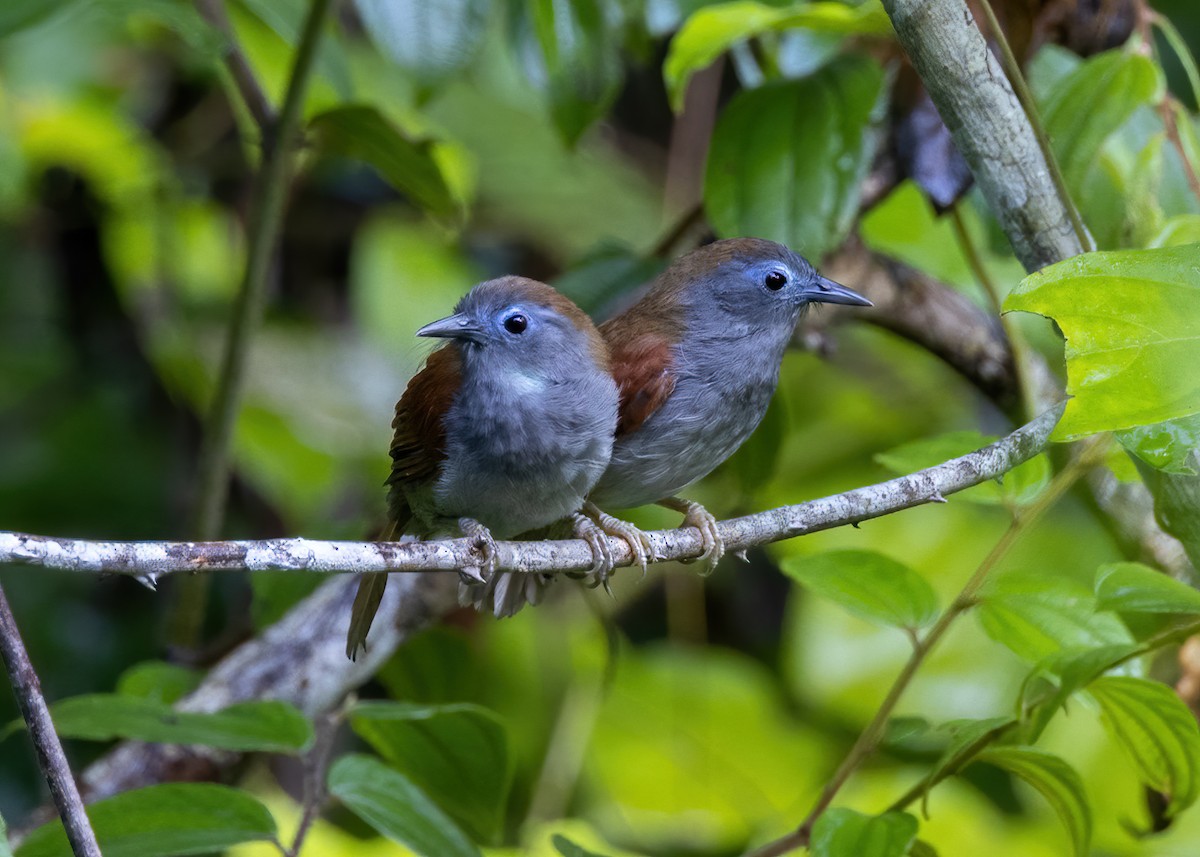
417 276 609 377
664 237 871 334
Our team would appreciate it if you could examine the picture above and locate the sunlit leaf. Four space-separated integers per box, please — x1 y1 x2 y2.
350 701 511 841
1117 412 1200 475
875 430 1050 505
780 550 938 630
552 834 612 857
356 0 489 87
974 748 1091 857
1089 675 1200 816
1095 561 1200 614
15 784 276 857
41 695 312 753
328 754 480 857
1041 50 1163 195
706 54 884 259
809 808 918 857
1004 244 1200 440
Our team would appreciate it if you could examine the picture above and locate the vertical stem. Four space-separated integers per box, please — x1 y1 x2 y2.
0 584 102 856
174 0 334 648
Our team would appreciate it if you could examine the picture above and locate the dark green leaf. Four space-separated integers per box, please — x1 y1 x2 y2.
908 841 939 857
328 754 481 857
356 0 489 87
977 572 1133 662
552 242 666 315
974 748 1091 857
1095 561 1200 614
0 0 79 38
1042 50 1162 196
115 661 200 704
552 834 612 857
1004 245 1200 441
809 808 918 857
780 549 938 629
663 0 889 110
1019 644 1138 741
349 701 510 842
1089 675 1200 816
309 106 462 220
15 784 276 857
47 695 312 753
705 55 884 259
875 431 1050 505
727 391 786 495
919 717 1016 796
1117 413 1200 475
1137 459 1200 572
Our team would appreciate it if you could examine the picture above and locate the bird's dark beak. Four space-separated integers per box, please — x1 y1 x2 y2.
801 276 873 307
417 313 487 344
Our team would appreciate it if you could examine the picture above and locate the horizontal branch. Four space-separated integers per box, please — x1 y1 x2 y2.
1 405 1063 584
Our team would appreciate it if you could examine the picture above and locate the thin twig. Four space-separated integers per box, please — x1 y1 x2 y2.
0 584 102 856
194 0 275 134
0 405 1063 581
286 704 346 857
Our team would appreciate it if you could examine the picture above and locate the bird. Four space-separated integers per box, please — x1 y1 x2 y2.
586 237 873 571
346 276 620 659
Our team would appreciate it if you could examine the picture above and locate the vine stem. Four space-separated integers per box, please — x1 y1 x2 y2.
742 438 1108 857
0 584 102 856
173 0 334 648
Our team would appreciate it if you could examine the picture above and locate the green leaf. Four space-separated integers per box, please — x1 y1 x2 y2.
552 834 612 857
1004 244 1200 440
974 748 1091 857
309 105 463 221
705 55 884 260
328 754 481 857
1095 561 1200 614
46 695 312 753
1018 644 1138 741
115 661 201 704
356 0 489 87
663 0 889 111
1117 412 1200 475
977 572 1133 662
809 808 918 857
0 0 79 38
15 784 276 857
780 550 938 630
349 701 511 842
1041 50 1163 196
1089 675 1200 815
514 0 623 145
875 431 1050 505
920 717 1016 795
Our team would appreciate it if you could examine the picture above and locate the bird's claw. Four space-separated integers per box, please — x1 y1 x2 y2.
584 501 653 578
459 517 498 580
572 512 616 594
661 497 724 575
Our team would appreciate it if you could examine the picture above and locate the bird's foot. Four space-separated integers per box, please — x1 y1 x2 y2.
583 501 654 578
571 512 617 594
458 517 498 584
658 496 724 575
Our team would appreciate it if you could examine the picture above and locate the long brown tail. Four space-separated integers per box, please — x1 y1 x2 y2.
345 511 406 661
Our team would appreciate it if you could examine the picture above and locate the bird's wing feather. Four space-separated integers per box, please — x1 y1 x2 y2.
606 332 676 437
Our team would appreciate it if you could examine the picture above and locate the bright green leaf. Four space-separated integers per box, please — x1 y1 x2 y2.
920 717 1016 795
975 747 1091 857
875 430 1050 505
552 834 612 857
1117 412 1200 475
115 661 201 704
1095 561 1200 614
1019 644 1138 741
1041 50 1163 196
780 550 938 629
309 105 463 220
349 701 511 842
705 54 883 260
328 754 481 857
1148 215 1200 250
356 0 489 87
15 784 276 857
1090 675 1200 815
809 808 918 857
977 573 1133 662
1004 244 1200 440
45 695 312 753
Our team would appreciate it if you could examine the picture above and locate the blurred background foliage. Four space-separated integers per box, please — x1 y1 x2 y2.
1 0 1199 855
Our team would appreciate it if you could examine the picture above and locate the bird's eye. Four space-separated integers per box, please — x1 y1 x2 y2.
764 271 788 291
503 313 528 334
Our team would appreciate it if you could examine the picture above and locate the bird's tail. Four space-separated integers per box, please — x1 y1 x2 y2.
345 509 407 661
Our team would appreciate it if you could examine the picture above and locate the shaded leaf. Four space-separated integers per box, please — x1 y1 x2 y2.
115 661 200 704
1089 675 1200 816
780 550 938 629
1117 412 1200 475
552 242 666 315
349 701 511 842
809 808 918 857
705 55 884 259
975 748 1091 857
328 754 480 857
1095 561 1200 614
44 695 312 753
1004 244 1200 440
309 105 462 220
238 0 352 97
356 0 489 87
875 431 1050 505
552 834 612 857
920 717 1016 795
1018 644 1138 741
0 0 80 38
15 784 276 857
